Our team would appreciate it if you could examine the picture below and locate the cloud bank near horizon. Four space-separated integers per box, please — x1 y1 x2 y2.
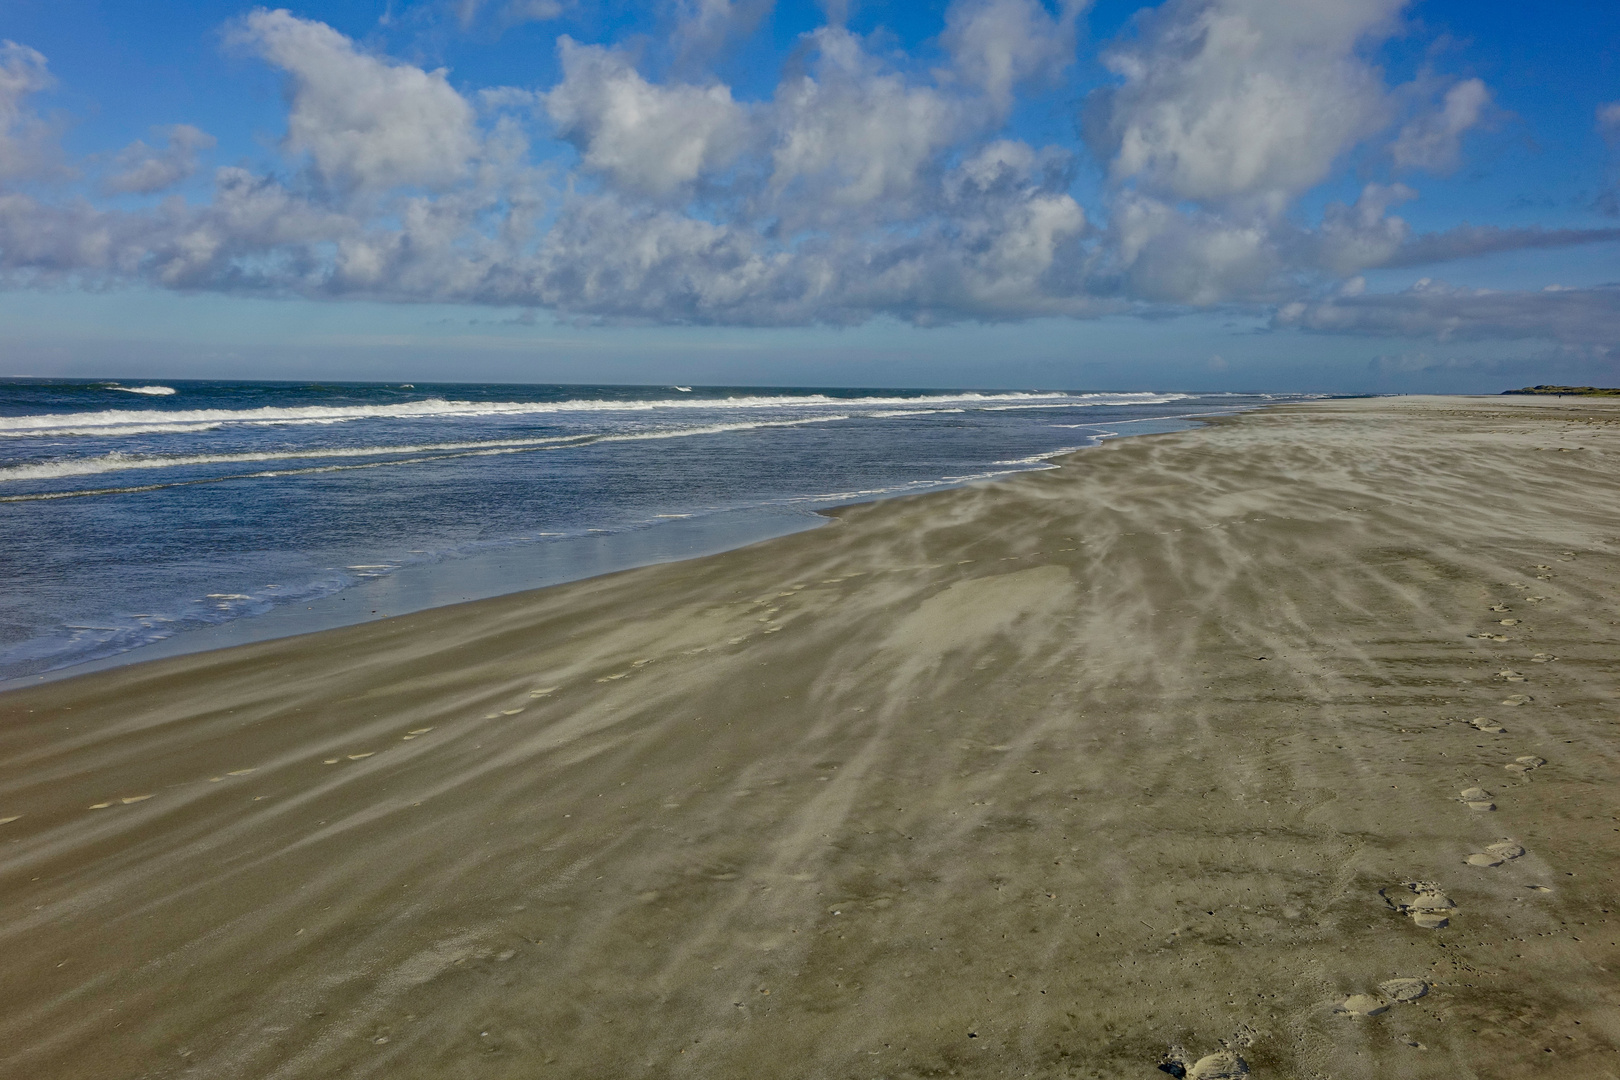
0 0 1617 352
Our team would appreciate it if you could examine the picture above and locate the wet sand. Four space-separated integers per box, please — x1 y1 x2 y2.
2 395 1619 1079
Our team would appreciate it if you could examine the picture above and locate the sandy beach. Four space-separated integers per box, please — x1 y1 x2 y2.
3 394 1619 1079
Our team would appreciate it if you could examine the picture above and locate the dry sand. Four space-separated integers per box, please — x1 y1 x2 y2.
2 395 1619 1079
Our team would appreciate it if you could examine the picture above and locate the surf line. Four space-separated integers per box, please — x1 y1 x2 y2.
0 445 576 503
0 416 852 502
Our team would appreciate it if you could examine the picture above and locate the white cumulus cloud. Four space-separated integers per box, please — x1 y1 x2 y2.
0 40 65 182
0 3 1616 341
942 0 1085 113
101 125 216 195
768 27 965 223
1086 0 1403 210
1390 77 1491 172
236 9 480 194
545 38 751 198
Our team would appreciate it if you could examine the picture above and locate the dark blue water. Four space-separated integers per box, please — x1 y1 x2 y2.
0 380 1297 680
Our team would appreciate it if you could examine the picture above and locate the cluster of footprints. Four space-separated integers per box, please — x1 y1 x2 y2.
35 617 807 822
41 726 444 816
1333 581 1560 1033
2 591 861 826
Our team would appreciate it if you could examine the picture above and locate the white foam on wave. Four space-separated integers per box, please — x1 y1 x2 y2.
0 416 847 497
19 423 227 437
110 385 177 396
990 446 1091 466
0 435 587 482
0 390 1169 438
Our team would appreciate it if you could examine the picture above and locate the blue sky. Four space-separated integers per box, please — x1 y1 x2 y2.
0 0 1617 391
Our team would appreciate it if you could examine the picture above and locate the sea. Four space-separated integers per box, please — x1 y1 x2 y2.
0 379 1304 684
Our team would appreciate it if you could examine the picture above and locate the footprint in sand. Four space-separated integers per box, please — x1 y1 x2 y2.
1499 618 1520 626
1187 1051 1249 1079
1468 717 1506 734
323 759 341 765
1504 755 1545 775
1489 604 1511 613
1466 840 1526 867
1501 694 1530 706
1337 981 1429 1016
1497 669 1527 683
89 795 153 809
1338 994 1389 1016
1379 978 1429 1002
347 752 375 760
1530 653 1556 663
1459 786 1495 811
529 686 559 697
1159 1049 1249 1079
1381 883 1456 928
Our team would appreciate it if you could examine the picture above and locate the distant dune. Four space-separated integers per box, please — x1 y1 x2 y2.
1502 384 1620 396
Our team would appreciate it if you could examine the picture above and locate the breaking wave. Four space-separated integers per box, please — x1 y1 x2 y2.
0 391 1188 438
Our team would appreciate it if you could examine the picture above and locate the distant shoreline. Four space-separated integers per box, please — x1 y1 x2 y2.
1502 384 1620 396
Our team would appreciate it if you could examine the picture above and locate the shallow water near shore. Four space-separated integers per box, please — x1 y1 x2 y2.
0 379 1287 681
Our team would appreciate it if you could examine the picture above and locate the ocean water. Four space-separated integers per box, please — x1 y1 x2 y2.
0 379 1297 682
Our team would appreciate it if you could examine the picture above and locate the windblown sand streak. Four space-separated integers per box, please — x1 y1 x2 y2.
1 396 1618 1078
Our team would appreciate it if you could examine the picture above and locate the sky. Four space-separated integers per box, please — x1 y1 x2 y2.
0 0 1617 392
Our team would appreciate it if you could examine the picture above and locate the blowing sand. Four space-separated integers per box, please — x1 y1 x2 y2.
2 395 1619 1078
